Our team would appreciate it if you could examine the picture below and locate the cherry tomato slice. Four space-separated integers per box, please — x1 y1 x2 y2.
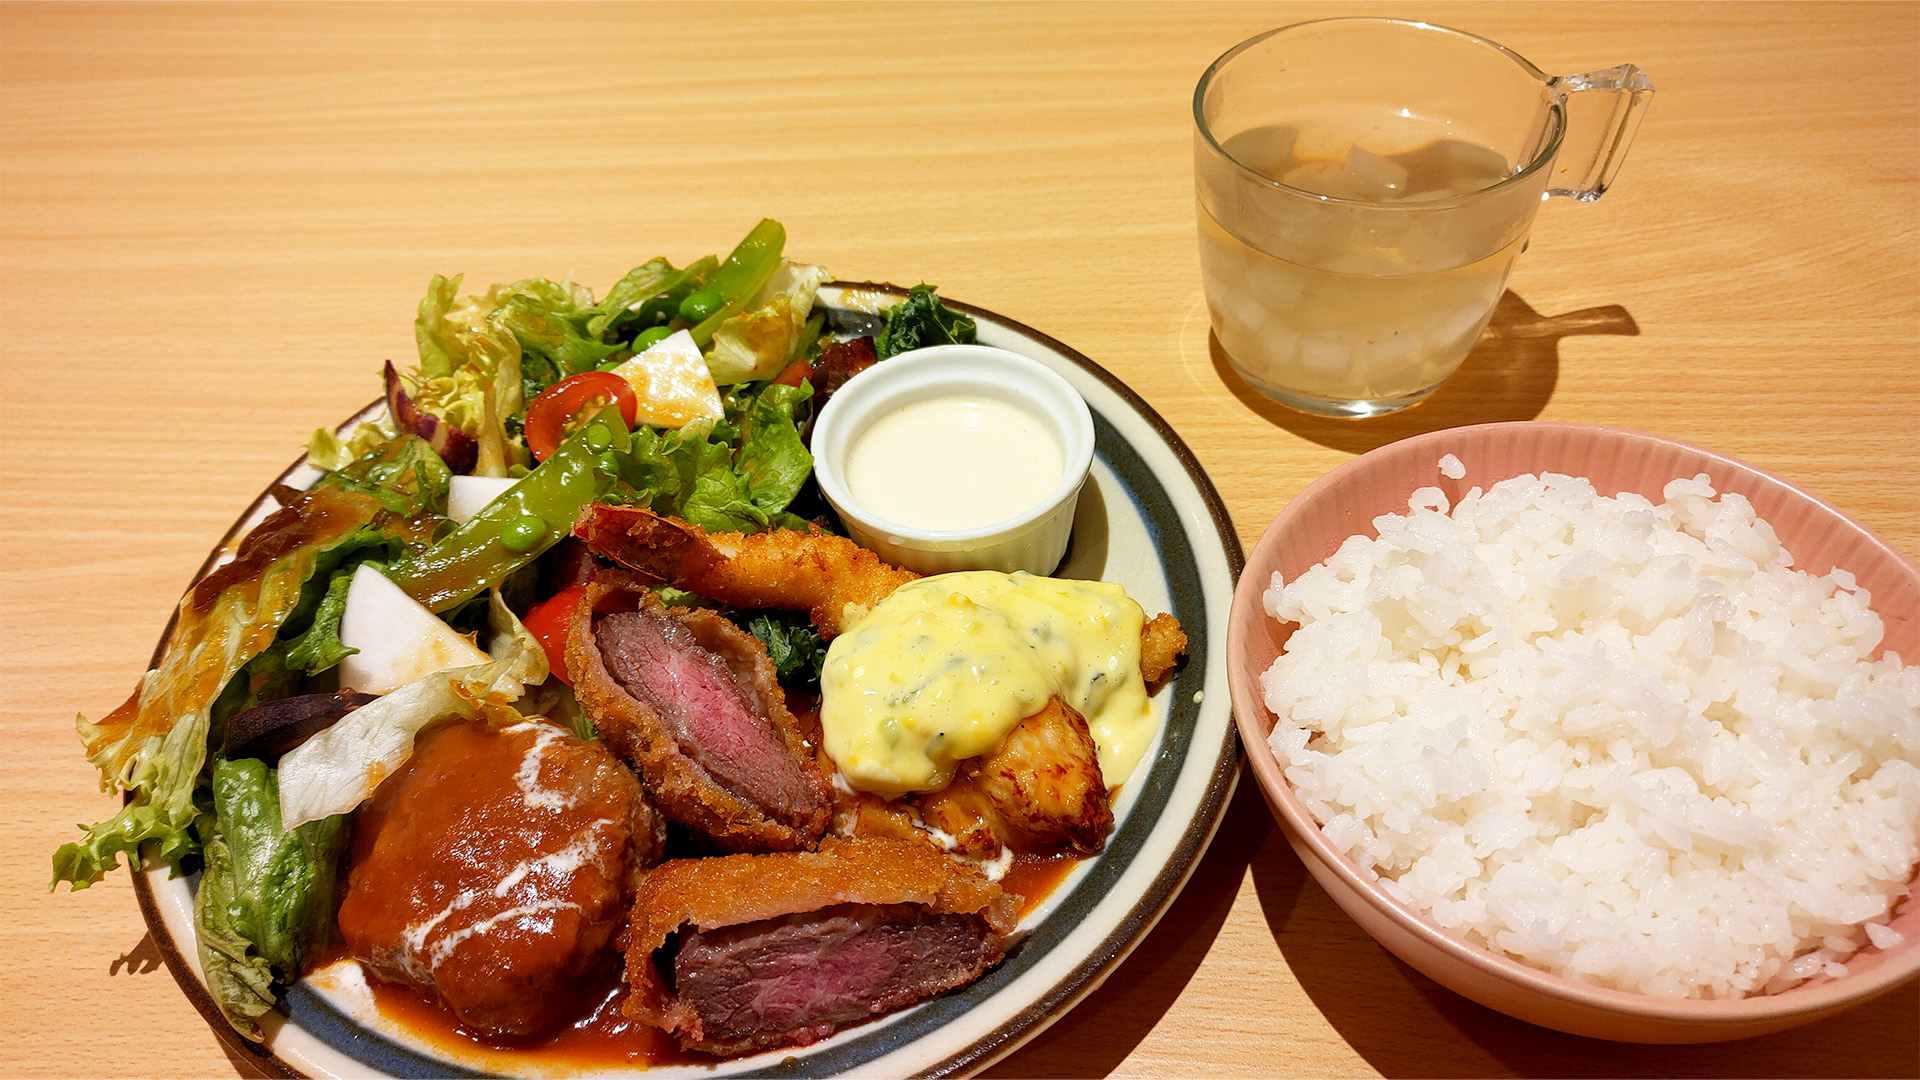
525 372 639 462
521 584 590 685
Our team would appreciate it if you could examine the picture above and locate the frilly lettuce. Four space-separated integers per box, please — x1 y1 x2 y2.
486 276 622 386
51 484 391 889
305 414 398 473
277 587 546 830
52 438 454 889
618 379 813 533
706 261 831 385
410 275 529 477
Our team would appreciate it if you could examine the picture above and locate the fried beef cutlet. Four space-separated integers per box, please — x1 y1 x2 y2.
624 835 1018 1055
568 572 832 852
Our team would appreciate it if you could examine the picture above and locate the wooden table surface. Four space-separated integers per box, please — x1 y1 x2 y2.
4 2 1915 1077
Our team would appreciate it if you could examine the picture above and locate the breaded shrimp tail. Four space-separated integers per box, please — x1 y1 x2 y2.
574 505 919 639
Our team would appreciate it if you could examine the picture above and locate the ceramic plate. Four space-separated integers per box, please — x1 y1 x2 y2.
133 283 1245 1078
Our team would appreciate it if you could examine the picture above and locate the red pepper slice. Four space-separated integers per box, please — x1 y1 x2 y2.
771 357 814 388
520 584 590 685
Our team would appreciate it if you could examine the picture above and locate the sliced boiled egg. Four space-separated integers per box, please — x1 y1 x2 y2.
604 328 725 429
336 564 489 695
446 474 520 524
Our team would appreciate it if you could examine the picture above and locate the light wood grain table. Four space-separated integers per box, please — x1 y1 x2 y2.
4 3 1915 1077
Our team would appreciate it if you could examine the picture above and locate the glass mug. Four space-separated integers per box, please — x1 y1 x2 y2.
1194 19 1652 418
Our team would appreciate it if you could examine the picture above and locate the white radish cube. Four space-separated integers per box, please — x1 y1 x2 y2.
446 474 520 524
336 564 489 695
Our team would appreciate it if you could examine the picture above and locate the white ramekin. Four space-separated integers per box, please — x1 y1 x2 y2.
811 344 1095 576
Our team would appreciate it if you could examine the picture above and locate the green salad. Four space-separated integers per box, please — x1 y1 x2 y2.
51 219 976 1040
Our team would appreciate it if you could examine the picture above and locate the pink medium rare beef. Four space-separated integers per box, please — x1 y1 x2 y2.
568 572 830 852
624 837 1017 1055
670 903 1003 1051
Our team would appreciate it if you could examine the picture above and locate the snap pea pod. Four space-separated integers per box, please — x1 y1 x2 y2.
689 219 786 347
389 404 628 612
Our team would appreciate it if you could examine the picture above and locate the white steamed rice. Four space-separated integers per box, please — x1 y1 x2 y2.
1261 465 1920 999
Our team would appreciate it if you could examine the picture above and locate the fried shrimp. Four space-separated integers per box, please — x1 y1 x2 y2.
574 505 919 639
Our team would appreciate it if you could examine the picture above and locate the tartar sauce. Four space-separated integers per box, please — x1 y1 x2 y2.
820 571 1156 798
845 396 1063 530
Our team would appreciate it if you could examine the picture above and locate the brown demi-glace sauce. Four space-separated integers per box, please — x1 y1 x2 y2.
348 850 1079 1069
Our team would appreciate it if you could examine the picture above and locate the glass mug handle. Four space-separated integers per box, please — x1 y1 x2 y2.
1545 64 1654 202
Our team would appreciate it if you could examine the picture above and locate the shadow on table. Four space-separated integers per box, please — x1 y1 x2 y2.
1214 292 1639 456
110 930 166 976
1249 844 1920 1079
111 929 288 1078
980 777 1274 1078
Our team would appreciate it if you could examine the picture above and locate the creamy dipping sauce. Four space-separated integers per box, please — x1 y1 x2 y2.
820 571 1157 798
845 396 1063 531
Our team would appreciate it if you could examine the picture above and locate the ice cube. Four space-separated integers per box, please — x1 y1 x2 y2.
1427 300 1495 355
1219 284 1272 341
1360 331 1420 370
1344 145 1411 198
1256 322 1300 378
1297 333 1353 385
1281 161 1353 199
1361 332 1427 394
1244 254 1308 309
1431 138 1515 197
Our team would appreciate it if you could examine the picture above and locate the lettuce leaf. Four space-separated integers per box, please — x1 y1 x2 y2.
706 261 830 385
312 435 451 521
410 275 529 477
191 795 274 1039
194 758 345 1042
618 377 812 534
52 485 390 889
489 277 621 387
727 380 813 526
658 423 761 532
52 435 451 889
304 414 398 473
281 566 359 676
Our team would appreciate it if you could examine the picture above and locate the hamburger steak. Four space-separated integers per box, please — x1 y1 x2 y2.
336 715 665 1037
